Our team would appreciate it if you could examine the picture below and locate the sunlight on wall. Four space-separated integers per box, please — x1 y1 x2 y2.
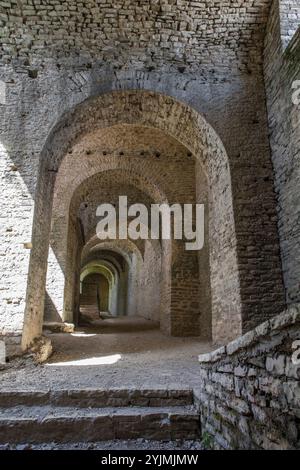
0 141 33 334
46 246 65 318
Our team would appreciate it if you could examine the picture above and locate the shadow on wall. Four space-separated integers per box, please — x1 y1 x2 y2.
44 292 63 323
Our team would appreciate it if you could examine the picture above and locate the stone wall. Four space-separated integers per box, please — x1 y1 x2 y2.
279 0 300 49
46 126 199 332
0 1 286 348
0 0 271 73
264 1 300 305
197 304 300 450
136 240 161 324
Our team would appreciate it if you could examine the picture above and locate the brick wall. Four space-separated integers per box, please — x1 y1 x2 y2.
0 0 271 73
0 1 286 348
264 1 300 305
279 0 300 49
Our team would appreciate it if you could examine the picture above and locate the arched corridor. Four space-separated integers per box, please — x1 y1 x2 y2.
14 89 283 354
0 0 298 451
80 273 110 320
38 96 217 345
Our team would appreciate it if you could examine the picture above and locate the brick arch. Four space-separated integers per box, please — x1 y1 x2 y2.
83 238 144 265
82 250 125 278
22 90 240 348
80 259 120 317
60 168 167 323
69 169 165 249
82 238 159 321
47 129 183 325
52 125 188 218
81 262 115 286
46 165 164 324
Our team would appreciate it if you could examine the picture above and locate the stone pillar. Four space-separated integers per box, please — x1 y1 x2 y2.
117 271 127 316
0 143 34 341
44 216 68 322
0 78 39 349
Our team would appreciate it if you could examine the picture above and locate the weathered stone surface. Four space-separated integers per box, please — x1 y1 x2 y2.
0 1 288 350
0 0 298 451
197 305 300 450
0 388 194 409
266 355 286 376
198 346 226 364
28 336 53 363
0 403 200 443
199 306 300 364
0 0 275 74
43 322 75 334
264 0 300 306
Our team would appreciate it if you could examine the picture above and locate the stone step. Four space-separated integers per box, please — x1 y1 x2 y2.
0 388 194 408
0 405 200 443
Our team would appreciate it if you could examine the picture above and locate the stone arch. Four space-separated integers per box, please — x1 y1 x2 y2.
82 238 147 319
22 90 240 349
81 272 110 315
82 251 124 279
60 167 166 325
81 262 116 286
80 260 119 317
81 250 127 317
83 238 144 265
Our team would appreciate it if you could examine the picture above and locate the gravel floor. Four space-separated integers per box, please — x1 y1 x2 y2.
0 439 204 450
0 317 213 391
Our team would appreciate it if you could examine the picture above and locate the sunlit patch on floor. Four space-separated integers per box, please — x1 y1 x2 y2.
70 332 97 338
46 354 122 366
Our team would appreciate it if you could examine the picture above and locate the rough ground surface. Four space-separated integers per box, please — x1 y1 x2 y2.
0 317 210 450
1 317 212 391
0 440 204 450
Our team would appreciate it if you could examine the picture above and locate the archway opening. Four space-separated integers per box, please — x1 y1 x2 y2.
80 273 110 321
22 90 241 355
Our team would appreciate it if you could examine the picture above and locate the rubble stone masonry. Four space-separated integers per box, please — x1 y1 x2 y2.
264 0 300 305
197 304 300 450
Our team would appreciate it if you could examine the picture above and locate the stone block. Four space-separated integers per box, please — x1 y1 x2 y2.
226 330 257 356
285 357 300 379
265 355 286 375
43 322 75 333
269 305 300 331
251 404 267 423
230 397 251 415
211 372 234 391
198 346 226 363
283 382 300 408
28 336 52 363
234 365 248 377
